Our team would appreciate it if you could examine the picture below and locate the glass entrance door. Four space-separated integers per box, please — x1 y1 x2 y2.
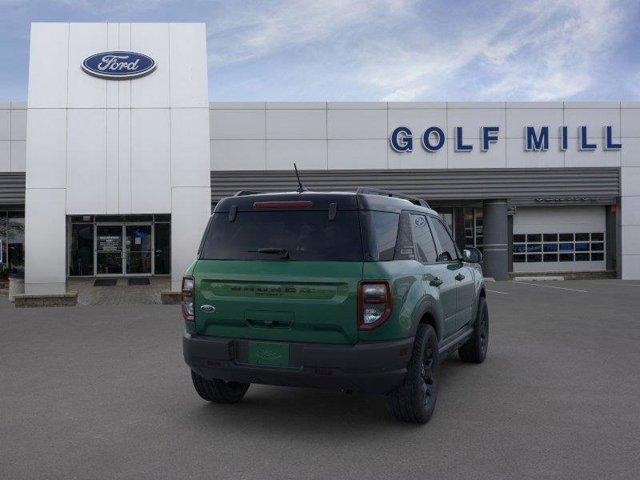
125 225 152 275
96 225 123 275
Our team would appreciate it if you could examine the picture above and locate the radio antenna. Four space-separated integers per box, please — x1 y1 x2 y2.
294 163 308 193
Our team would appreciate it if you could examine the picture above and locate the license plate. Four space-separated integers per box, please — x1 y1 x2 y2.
248 342 290 367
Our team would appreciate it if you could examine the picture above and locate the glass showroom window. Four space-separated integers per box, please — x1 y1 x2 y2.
513 233 605 263
1 212 25 275
463 208 484 250
0 212 7 277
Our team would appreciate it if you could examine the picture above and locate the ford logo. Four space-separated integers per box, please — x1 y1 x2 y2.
82 51 156 80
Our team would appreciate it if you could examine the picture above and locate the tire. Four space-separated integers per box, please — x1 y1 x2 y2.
458 296 489 364
190 370 250 404
387 324 439 424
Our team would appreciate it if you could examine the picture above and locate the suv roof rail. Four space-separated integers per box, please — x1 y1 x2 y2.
233 190 262 197
355 187 430 208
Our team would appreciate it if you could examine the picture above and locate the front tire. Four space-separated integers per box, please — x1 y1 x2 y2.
387 324 439 424
458 296 489 363
191 370 250 404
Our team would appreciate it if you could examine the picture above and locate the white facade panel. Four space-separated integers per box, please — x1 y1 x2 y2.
447 108 506 140
387 108 447 140
0 141 9 171
506 108 563 138
10 141 26 172
564 107 621 138
210 109 265 140
130 23 171 108
105 108 119 213
621 166 640 196
621 225 640 255
564 144 620 168
211 140 265 170
446 138 506 169
117 109 132 213
621 254 640 279
621 196 640 226
171 108 211 187
24 188 66 294
25 109 67 189
67 23 108 109
130 108 171 212
266 109 326 139
117 23 132 109
0 109 10 140
621 138 640 167
10 109 27 141
506 138 565 168
106 23 119 108
169 23 208 108
621 108 640 138
27 23 68 108
327 109 387 139
388 144 445 170
66 109 107 214
328 139 387 169
266 140 327 170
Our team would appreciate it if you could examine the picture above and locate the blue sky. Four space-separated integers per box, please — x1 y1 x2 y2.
1 0 639 101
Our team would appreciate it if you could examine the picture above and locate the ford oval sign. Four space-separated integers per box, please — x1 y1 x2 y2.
82 51 156 80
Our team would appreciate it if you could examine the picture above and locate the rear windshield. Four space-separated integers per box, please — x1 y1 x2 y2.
200 210 363 261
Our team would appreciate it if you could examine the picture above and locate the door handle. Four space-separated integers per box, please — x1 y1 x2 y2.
429 277 443 287
455 273 466 281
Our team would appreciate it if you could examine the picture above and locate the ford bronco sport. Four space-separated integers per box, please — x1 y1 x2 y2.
182 188 488 423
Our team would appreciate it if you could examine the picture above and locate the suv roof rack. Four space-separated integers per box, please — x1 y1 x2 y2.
355 187 430 208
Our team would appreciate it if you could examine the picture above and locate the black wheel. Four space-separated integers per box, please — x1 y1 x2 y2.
190 370 250 404
387 324 439 424
458 296 489 364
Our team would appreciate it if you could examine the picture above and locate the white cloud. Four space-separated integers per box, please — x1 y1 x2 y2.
208 0 413 66
208 0 630 101
357 0 628 101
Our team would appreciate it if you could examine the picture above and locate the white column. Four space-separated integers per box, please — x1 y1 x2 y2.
620 166 640 279
171 187 210 291
621 104 640 279
25 189 66 294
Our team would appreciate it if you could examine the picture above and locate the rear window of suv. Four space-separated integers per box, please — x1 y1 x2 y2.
200 210 363 261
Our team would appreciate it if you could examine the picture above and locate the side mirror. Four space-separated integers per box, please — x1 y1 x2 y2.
462 247 483 264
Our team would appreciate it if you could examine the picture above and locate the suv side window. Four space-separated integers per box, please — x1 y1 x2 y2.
428 216 458 262
410 214 438 263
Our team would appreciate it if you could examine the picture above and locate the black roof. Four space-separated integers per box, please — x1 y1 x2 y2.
214 190 436 215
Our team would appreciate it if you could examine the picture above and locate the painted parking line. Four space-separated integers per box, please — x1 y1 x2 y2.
487 289 509 295
514 281 589 293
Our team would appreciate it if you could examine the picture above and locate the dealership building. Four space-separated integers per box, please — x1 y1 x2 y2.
1 22 640 296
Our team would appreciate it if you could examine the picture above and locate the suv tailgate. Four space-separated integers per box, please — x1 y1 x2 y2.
194 260 362 344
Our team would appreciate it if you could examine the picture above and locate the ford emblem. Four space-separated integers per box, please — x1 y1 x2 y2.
82 51 156 80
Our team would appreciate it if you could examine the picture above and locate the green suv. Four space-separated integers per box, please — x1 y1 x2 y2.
182 189 488 423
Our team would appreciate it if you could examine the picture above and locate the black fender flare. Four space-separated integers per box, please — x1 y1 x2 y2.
409 295 445 340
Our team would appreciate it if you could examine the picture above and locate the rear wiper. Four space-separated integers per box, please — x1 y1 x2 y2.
252 247 290 259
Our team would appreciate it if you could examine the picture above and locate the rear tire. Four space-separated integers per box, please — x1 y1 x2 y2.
387 324 439 424
458 296 489 364
191 370 250 404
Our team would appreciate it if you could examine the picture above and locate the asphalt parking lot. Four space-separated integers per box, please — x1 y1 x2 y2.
1 280 640 480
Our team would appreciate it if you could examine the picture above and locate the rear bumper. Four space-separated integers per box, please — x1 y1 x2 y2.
183 332 413 395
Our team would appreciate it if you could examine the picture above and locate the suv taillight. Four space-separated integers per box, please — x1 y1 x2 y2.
358 281 393 330
182 276 195 322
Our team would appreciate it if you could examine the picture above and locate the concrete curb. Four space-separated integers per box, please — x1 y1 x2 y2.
14 292 78 308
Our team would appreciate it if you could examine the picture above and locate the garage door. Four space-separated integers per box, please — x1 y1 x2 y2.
513 206 606 273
